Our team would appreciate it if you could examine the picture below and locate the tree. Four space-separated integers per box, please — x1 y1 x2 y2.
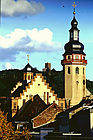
0 110 32 139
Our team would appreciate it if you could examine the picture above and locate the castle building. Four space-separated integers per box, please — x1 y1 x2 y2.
42 62 51 72
61 3 87 106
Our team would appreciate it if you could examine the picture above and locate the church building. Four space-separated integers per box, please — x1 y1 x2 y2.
61 2 87 106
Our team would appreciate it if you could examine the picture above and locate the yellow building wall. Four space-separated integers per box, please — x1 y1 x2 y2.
12 98 18 117
65 65 86 106
18 75 58 109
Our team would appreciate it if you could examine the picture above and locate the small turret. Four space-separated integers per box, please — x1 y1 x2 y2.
23 55 33 89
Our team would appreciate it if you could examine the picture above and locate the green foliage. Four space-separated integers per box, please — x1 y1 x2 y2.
0 110 32 139
0 69 93 99
43 70 64 97
86 79 93 94
0 69 23 97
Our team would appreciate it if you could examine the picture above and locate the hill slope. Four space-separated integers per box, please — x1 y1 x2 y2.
0 69 92 97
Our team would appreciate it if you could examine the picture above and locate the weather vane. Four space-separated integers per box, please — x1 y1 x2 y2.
72 2 77 16
27 54 29 63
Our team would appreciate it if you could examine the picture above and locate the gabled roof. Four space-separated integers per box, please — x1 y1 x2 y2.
23 63 32 72
23 63 39 73
13 94 48 121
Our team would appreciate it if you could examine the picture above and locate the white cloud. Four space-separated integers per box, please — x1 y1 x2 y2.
2 62 13 70
0 28 62 61
1 0 45 17
0 28 62 50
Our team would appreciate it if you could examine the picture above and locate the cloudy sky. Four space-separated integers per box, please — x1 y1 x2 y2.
0 0 93 81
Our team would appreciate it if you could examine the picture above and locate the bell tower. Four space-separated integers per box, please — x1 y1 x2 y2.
61 2 87 106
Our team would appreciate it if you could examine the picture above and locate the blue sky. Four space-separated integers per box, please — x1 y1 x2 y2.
0 0 93 81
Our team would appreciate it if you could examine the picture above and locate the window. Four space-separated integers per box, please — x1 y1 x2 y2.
83 56 85 60
74 30 78 40
14 102 16 109
75 55 79 59
23 99 26 106
28 75 30 80
61 103 63 109
76 67 79 74
47 92 49 105
68 56 70 59
83 80 85 85
83 68 84 74
38 84 40 86
68 67 70 74
29 94 33 100
26 95 28 97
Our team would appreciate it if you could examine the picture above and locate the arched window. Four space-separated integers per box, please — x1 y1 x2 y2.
68 56 70 59
68 67 70 74
83 68 84 74
76 67 79 74
28 75 30 80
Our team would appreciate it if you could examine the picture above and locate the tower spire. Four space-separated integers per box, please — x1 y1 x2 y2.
27 54 29 63
72 2 77 16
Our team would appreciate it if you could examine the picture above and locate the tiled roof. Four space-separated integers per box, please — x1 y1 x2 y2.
13 94 48 121
32 103 62 128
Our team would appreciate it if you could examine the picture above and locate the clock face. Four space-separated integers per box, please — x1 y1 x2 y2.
27 67 31 71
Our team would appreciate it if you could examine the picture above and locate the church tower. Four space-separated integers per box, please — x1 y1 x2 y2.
61 2 87 106
23 55 33 89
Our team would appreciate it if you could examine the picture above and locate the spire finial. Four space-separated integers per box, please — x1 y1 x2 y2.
72 2 77 16
27 54 29 63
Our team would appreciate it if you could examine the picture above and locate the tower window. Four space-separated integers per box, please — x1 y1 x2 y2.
83 80 85 85
68 56 70 59
76 67 79 74
75 55 79 59
68 67 70 74
83 68 84 74
28 75 30 80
